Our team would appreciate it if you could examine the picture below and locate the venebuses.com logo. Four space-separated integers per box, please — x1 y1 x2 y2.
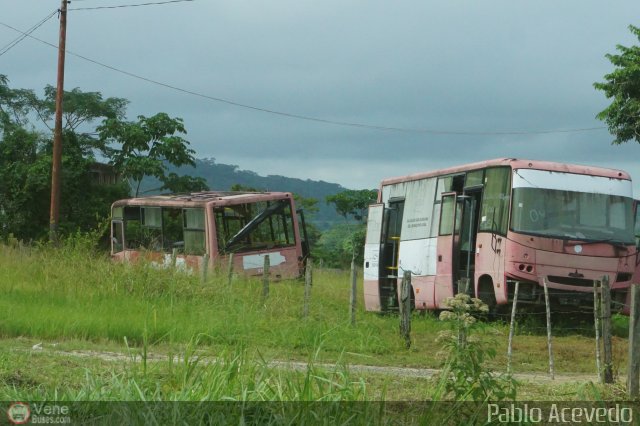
7 402 31 425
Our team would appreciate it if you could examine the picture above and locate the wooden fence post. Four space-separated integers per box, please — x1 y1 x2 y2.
350 258 357 326
542 278 555 380
399 271 412 349
200 254 209 283
507 281 520 374
303 260 312 318
171 248 178 268
594 279 602 383
226 253 234 285
601 275 614 384
628 283 640 397
262 255 270 302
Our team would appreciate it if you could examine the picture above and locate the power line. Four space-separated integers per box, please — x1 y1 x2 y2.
0 18 608 136
0 10 57 57
69 0 194 11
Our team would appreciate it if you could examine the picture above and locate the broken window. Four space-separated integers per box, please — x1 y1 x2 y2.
162 208 183 251
112 221 124 253
135 207 163 250
214 199 296 254
183 208 206 255
114 206 206 255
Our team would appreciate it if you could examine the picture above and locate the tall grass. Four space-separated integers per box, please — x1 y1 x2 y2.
0 242 434 359
1 345 367 402
0 241 625 375
0 340 396 424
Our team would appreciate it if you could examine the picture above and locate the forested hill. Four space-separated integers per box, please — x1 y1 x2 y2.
144 158 348 228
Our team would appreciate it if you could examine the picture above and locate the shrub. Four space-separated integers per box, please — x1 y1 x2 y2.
431 293 518 401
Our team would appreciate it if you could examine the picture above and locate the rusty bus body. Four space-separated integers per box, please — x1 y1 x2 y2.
632 200 640 302
364 158 637 313
110 191 309 279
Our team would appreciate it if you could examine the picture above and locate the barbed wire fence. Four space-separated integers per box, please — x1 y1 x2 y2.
498 276 623 384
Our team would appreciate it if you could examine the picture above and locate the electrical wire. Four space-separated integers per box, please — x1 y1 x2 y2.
0 10 57 58
0 18 608 136
69 0 194 11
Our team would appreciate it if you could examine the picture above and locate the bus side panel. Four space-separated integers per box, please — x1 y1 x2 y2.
364 244 382 311
230 247 301 280
474 232 508 305
398 238 437 309
364 280 381 311
398 238 444 309
397 238 437 277
412 275 436 310
434 270 453 308
363 203 385 311
112 249 208 271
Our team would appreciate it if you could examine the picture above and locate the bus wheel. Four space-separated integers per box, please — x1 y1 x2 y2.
477 276 497 314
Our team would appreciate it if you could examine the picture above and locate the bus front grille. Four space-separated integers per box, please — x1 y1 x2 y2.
546 275 595 287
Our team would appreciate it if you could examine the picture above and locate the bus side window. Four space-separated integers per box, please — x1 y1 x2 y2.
184 208 206 255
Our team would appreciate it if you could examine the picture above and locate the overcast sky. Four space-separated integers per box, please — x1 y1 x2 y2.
1 1 639 194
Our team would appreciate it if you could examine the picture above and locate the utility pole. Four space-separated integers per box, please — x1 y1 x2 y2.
49 0 69 243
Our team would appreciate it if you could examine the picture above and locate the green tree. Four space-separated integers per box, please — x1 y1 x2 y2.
32 87 131 234
594 25 640 145
0 124 48 240
322 189 378 267
0 78 207 241
98 113 199 196
326 189 378 223
312 223 365 268
0 75 34 128
230 183 260 192
160 173 208 194
37 85 128 131
0 78 131 241
1 78 47 239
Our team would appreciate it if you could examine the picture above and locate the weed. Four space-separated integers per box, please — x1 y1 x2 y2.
431 293 518 402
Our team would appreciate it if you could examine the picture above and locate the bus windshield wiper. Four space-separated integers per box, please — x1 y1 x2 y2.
566 238 629 249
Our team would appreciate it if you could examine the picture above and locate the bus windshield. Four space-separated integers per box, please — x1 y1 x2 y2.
511 187 634 244
214 199 296 254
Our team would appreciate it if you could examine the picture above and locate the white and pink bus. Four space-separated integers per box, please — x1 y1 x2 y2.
111 191 310 279
364 159 637 312
633 199 640 293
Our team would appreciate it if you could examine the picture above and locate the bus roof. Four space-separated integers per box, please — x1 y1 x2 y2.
112 191 293 209
380 158 631 186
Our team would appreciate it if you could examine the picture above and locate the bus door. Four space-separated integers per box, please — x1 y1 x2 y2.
363 204 384 310
435 192 461 305
296 208 311 267
379 198 404 310
457 187 483 294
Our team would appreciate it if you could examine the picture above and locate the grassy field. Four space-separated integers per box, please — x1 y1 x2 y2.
0 241 634 407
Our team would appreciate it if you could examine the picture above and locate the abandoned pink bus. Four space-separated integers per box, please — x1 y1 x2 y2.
632 200 640 295
110 191 309 279
363 158 637 313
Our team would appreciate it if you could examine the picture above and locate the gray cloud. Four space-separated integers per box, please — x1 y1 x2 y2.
1 0 639 194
